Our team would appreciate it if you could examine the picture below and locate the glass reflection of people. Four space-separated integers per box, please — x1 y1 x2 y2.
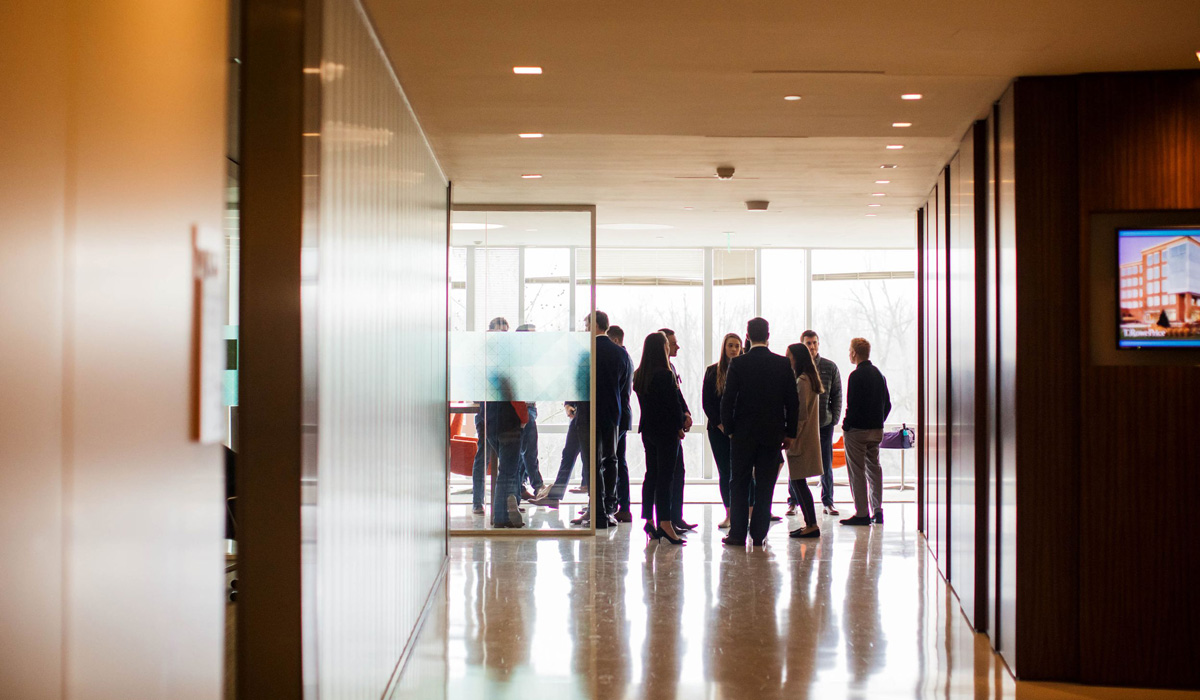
702 333 743 529
486 373 528 528
658 328 696 533
471 316 509 516
515 323 544 500
785 342 825 539
606 325 636 522
633 331 686 544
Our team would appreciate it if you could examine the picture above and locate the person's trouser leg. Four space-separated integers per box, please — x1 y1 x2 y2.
749 444 781 543
471 412 487 508
489 429 522 526
671 445 686 522
819 423 835 507
651 434 678 526
708 427 732 510
547 417 581 501
616 431 630 511
589 423 617 522
575 404 592 492
641 434 659 525
790 479 817 527
727 435 755 542
843 428 870 517
520 419 543 492
863 430 884 516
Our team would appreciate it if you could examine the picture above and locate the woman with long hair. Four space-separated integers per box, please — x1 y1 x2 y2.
634 331 688 544
785 342 825 538
702 333 742 528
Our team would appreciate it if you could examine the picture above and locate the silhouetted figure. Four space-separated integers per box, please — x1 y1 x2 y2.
1157 310 1171 328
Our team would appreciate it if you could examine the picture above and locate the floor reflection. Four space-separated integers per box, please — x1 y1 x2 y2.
391 504 1200 700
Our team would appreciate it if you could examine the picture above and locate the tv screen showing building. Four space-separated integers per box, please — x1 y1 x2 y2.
1117 228 1200 348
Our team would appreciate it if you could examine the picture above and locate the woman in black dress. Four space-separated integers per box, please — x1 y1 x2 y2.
702 333 742 529
634 331 688 545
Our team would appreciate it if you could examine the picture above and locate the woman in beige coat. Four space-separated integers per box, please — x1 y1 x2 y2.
785 342 825 538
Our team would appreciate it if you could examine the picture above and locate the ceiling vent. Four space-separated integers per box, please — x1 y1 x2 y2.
745 200 770 212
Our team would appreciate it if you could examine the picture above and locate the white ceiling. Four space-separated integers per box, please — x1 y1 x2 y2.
363 0 1200 247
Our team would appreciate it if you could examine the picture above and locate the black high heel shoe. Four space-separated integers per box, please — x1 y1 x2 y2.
643 522 659 541
655 527 686 545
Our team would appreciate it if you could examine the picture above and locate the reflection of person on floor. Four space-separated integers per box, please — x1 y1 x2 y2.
515 323 544 499
782 538 821 697
844 526 886 682
709 546 783 693
641 543 683 700
607 325 635 522
472 316 509 515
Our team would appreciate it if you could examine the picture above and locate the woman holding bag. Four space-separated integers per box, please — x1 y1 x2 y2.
785 342 825 539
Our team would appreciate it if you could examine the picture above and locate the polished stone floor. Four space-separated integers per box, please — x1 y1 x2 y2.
391 504 1200 700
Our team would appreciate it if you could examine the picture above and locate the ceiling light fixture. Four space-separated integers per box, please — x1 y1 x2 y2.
683 207 694 210
901 93 923 100
868 204 882 207
513 66 542 74
871 193 886 197
521 174 542 179
866 214 877 217
876 180 891 184
892 122 912 128
519 133 544 138
880 164 898 169
886 144 904 150
784 95 802 101
451 223 505 231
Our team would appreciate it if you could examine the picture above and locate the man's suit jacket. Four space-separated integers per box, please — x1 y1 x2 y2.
617 347 634 432
719 345 799 444
594 334 629 432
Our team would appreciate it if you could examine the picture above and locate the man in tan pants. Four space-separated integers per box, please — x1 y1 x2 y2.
839 338 891 526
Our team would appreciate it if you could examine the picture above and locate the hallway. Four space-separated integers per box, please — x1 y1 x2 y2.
393 504 1200 700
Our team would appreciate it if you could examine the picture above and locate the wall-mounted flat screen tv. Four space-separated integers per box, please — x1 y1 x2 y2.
1117 228 1200 348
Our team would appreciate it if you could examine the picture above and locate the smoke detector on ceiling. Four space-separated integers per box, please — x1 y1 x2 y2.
745 200 770 212
716 165 736 180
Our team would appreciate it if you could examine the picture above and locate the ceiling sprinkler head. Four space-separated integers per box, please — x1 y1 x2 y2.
745 200 770 212
716 165 736 180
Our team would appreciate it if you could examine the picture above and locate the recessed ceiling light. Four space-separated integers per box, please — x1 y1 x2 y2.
868 204 882 207
521 174 542 179
880 164 898 169
302 67 321 74
886 144 904 150
519 133 544 138
598 223 674 231
683 207 694 210
875 180 891 184
1196 51 1199 62
901 93 922 100
866 214 878 217
784 95 802 101
871 193 886 197
302 132 320 137
451 223 505 231
526 228 538 232
513 66 542 75
892 122 912 128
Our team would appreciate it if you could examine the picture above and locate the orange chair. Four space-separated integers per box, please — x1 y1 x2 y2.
831 435 847 469
449 412 494 477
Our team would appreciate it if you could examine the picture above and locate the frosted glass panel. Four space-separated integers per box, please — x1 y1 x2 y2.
449 331 589 401
304 0 449 697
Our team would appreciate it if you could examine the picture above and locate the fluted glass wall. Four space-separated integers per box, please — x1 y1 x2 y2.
303 0 449 696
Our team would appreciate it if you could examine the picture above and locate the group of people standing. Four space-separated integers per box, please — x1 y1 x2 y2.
469 311 892 541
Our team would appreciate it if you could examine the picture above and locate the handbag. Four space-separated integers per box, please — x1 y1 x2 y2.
880 423 915 449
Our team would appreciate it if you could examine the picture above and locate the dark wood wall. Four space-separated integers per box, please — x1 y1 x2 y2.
920 71 1200 689
1073 72 1200 688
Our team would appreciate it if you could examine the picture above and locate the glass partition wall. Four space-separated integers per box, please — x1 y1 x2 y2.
448 206 596 534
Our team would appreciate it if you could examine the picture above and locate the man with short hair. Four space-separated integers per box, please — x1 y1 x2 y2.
719 317 799 547
606 325 635 522
585 311 628 528
801 330 842 516
840 337 891 526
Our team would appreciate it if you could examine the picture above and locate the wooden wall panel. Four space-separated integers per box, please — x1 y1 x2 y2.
1075 72 1200 689
1012 76 1083 682
972 119 992 634
917 208 926 535
949 145 975 622
936 171 951 579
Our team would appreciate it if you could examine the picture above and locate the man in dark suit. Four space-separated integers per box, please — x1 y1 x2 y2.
719 317 799 546
606 325 636 522
584 310 629 529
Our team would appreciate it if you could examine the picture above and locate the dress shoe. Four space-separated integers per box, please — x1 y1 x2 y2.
506 495 524 524
570 510 589 525
785 505 797 516
569 485 589 494
471 505 484 515
521 488 538 501
872 510 884 524
789 526 820 538
535 484 553 500
839 515 872 526
529 496 560 509
823 504 840 516
721 536 746 547
751 538 766 547
608 514 619 527
614 509 633 523
769 514 783 522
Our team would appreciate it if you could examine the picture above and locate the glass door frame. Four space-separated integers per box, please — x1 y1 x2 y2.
448 203 597 537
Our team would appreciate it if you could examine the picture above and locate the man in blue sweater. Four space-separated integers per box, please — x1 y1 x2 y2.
840 337 891 526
